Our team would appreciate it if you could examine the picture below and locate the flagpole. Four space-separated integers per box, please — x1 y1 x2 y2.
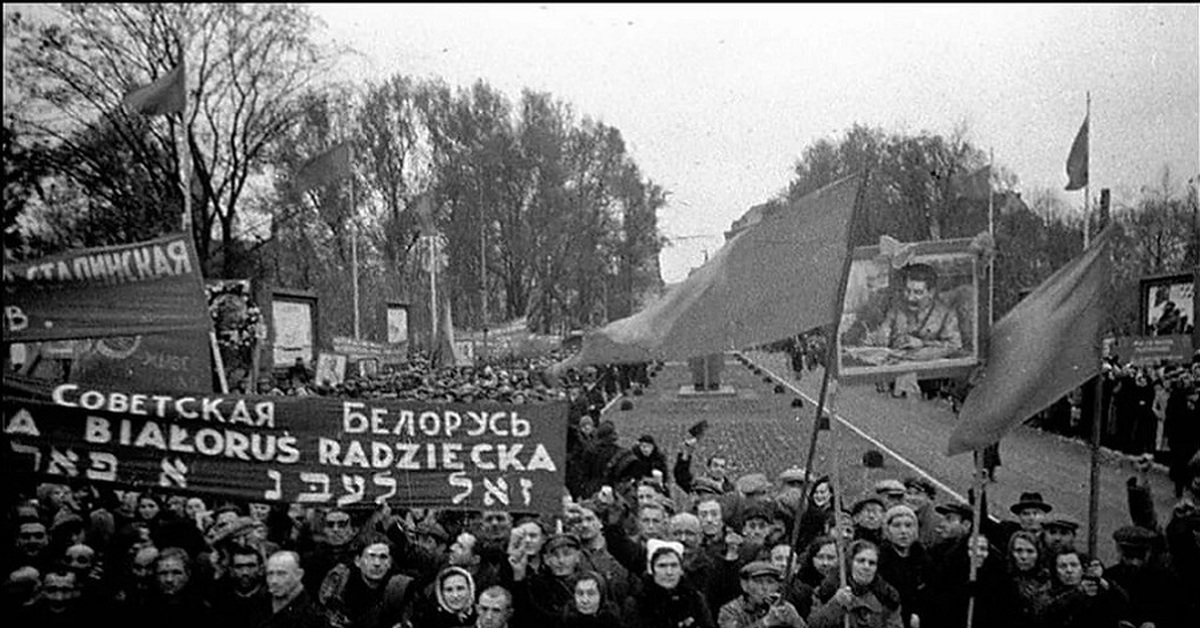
1083 92 1091 250
781 171 866 598
349 143 361 341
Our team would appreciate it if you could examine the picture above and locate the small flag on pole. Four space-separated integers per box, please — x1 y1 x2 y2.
123 61 186 117
1065 116 1089 191
295 142 353 192
950 165 992 202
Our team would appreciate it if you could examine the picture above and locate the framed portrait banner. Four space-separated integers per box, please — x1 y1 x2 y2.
834 237 988 384
271 290 318 369
1138 270 1197 353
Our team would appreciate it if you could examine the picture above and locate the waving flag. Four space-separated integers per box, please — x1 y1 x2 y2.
1065 116 1089 191
123 61 186 117
947 228 1113 456
552 173 862 370
296 142 353 192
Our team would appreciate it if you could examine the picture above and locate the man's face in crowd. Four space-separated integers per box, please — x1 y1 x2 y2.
481 511 513 541
697 500 724 537
1042 526 1076 553
903 487 931 511
449 533 478 567
668 515 702 550
769 544 798 576
229 552 264 593
638 506 667 540
638 442 655 457
903 278 934 311
130 547 159 588
707 457 728 481
156 556 188 597
63 544 95 575
477 591 513 628
324 511 355 546
855 504 885 530
287 503 307 527
570 507 603 541
16 522 49 556
636 485 661 509
744 574 781 606
41 572 78 612
742 517 771 546
265 554 303 601
936 513 970 541
355 542 392 584
249 503 271 522
1017 507 1045 532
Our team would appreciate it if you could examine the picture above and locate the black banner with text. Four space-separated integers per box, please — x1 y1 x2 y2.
2 384 567 513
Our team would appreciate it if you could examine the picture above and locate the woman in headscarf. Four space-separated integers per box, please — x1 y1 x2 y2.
559 570 622 628
409 565 478 628
809 539 903 628
623 540 715 628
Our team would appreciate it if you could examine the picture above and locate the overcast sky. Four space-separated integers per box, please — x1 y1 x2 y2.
310 3 1197 283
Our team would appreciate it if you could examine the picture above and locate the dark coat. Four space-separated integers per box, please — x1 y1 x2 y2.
623 577 716 628
258 590 328 628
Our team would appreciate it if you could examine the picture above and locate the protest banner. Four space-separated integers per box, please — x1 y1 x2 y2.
2 383 568 513
3 233 211 342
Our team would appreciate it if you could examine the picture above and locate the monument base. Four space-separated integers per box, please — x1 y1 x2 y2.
677 385 737 398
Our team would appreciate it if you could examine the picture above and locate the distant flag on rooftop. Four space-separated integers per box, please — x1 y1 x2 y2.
549 173 863 371
1065 115 1089 191
947 227 1113 456
123 60 187 117
296 142 353 193
950 165 992 202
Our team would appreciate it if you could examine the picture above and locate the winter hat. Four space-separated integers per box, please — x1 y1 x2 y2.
883 504 917 526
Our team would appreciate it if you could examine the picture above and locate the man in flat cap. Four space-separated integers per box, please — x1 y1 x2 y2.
1106 525 1188 628
717 561 805 628
874 479 908 509
850 495 886 544
1040 513 1081 556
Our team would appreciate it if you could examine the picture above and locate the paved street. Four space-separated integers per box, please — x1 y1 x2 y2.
606 351 1180 565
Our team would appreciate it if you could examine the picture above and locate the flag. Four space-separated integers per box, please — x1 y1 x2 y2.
123 61 186 117
950 165 992 202
296 142 353 192
1065 116 1089 191
551 173 862 371
946 228 1113 456
414 194 437 236
430 293 470 369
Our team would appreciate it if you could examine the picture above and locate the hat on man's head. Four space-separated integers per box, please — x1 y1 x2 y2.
1010 491 1053 515
1043 513 1081 532
934 502 974 521
1112 525 1156 547
741 501 776 525
850 495 886 516
693 476 725 496
736 473 771 496
778 467 811 486
874 479 906 496
415 520 449 543
740 560 782 580
542 533 582 554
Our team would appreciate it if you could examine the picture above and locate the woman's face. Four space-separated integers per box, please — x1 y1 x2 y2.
886 514 918 549
850 547 878 585
769 545 796 575
574 578 602 615
813 542 840 576
137 498 160 521
1055 553 1083 586
811 482 832 507
441 574 472 611
185 498 206 519
1011 537 1039 572
651 552 683 589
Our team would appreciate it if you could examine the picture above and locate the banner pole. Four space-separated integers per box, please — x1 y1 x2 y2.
781 171 867 596
210 331 229 393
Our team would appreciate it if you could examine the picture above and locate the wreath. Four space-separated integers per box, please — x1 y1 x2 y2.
206 281 262 352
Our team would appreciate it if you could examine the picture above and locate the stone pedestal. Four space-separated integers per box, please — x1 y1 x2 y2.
688 353 724 391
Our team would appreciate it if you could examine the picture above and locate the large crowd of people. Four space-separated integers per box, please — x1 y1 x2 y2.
3 348 1199 628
